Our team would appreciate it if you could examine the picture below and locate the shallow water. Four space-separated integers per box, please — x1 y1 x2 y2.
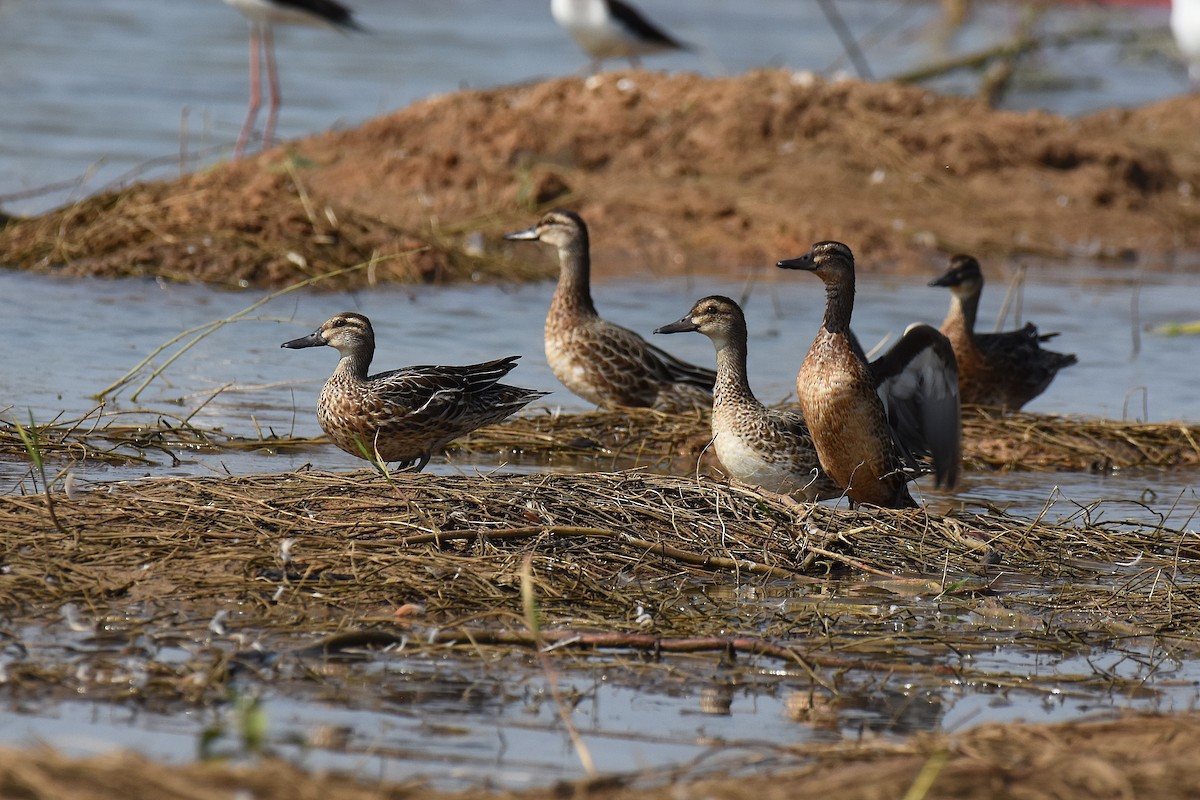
2 0 1199 786
1 265 1197 500
0 0 1182 216
1 268 1198 789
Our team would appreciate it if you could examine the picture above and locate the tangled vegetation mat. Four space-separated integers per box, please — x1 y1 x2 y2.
3 406 1199 474
1 467 1196 702
2 406 1199 797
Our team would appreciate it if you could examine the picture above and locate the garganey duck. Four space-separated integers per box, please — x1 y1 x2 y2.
778 242 961 509
281 312 547 470
930 254 1077 411
550 0 689 72
504 209 716 409
656 295 839 500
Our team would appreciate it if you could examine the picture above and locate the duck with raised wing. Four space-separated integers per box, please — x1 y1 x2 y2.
504 209 715 409
930 254 1077 411
777 242 961 509
551 0 689 72
281 312 547 470
656 296 839 500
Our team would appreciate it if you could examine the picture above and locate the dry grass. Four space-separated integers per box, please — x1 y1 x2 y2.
1 467 1197 709
5 406 1199 474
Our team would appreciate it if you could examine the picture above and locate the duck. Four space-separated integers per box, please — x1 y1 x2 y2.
504 209 716 409
930 254 1077 411
281 312 548 470
550 0 689 73
655 295 839 500
777 242 961 509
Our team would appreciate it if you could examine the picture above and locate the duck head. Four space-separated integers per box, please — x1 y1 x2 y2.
776 241 855 283
503 208 589 251
655 295 743 351
281 312 375 357
929 254 984 298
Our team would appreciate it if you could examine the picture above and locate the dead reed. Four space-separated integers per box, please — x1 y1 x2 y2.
5 406 1198 473
0 468 1197 709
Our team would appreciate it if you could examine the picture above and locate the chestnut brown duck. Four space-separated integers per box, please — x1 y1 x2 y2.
656 295 839 500
930 254 1077 410
504 209 715 409
778 242 961 509
282 312 547 470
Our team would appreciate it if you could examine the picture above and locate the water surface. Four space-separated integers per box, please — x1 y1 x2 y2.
0 0 1182 216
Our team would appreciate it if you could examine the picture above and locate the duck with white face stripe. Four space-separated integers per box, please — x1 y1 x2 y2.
281 312 547 471
656 295 840 500
504 209 715 410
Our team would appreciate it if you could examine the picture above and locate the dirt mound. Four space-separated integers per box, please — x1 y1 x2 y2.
3 70 1200 288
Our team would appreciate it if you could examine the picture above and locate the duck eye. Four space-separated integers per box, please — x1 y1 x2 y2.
331 319 346 328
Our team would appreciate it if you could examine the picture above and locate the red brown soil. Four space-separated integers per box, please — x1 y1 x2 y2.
4 711 1198 800
3 70 1200 288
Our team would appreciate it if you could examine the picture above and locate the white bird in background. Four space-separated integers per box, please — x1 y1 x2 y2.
1171 0 1200 86
550 0 689 73
223 0 362 158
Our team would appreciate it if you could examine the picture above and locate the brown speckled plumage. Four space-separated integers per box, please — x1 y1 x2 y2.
931 255 1077 410
505 209 715 409
656 295 838 499
282 312 547 470
778 242 961 509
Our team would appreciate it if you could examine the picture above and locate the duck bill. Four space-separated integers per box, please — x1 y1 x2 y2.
281 331 325 349
928 271 958 288
776 253 817 271
654 317 698 335
502 225 540 242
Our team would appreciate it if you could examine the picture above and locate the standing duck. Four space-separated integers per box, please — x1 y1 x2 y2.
778 242 961 509
930 254 1077 410
504 209 716 409
282 312 547 470
655 295 839 500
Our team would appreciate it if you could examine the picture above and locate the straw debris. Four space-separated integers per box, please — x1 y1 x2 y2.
453 406 1200 473
0 468 1197 709
5 407 1198 473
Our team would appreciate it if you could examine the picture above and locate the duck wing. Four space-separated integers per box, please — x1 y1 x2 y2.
366 356 524 421
642 337 718 392
975 323 1078 400
870 324 962 488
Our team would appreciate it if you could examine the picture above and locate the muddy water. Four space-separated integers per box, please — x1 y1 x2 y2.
1 265 1199 784
0 0 1181 216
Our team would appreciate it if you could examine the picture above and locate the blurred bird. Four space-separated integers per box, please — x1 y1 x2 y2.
224 0 362 158
930 254 1076 411
550 0 689 72
1172 0 1200 86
